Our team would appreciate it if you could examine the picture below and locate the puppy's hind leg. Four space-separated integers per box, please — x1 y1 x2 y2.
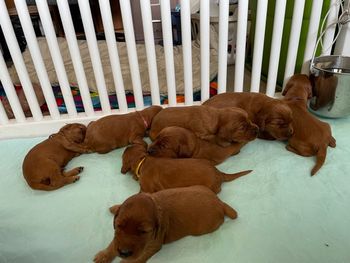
286 141 313 157
31 174 80 191
51 173 80 188
63 167 84 177
222 202 238 220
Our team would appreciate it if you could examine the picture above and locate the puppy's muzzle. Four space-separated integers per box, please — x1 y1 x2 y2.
118 249 133 258
249 124 259 137
147 147 157 155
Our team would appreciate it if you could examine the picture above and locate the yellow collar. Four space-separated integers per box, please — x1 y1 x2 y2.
135 157 146 179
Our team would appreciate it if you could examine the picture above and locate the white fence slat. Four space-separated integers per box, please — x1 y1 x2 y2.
119 0 144 110
334 0 350 56
77 0 111 114
200 0 210 102
160 0 177 106
15 0 60 120
266 0 287 97
322 0 340 55
250 0 268 93
56 0 95 116
283 0 306 87
36 0 78 117
180 0 193 105
140 0 161 106
217 0 229 94
98 0 128 112
334 20 350 56
234 0 249 92
0 49 26 122
0 100 9 125
302 0 323 73
0 0 43 121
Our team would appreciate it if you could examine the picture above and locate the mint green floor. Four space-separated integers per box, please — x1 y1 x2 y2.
0 117 350 263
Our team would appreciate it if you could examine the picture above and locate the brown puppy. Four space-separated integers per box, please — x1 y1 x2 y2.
121 141 251 193
282 74 336 176
149 105 258 147
83 106 162 153
203 92 293 140
22 123 87 191
148 126 249 164
94 185 238 263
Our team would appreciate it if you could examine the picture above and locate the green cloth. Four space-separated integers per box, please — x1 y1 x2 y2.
0 117 349 262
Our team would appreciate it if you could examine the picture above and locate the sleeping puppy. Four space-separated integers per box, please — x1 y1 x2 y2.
83 106 162 153
149 105 258 147
203 92 293 140
22 123 87 191
121 141 251 193
282 74 336 176
94 185 238 263
148 126 251 165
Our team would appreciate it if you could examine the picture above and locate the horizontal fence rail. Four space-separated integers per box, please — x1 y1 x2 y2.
0 0 341 139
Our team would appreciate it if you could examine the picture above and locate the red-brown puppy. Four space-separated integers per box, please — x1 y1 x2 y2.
282 74 336 175
148 126 250 164
149 105 258 147
94 185 238 263
22 123 87 191
203 92 293 140
83 106 162 153
121 141 251 193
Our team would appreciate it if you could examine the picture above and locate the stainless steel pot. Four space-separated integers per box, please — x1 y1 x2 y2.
309 55 350 118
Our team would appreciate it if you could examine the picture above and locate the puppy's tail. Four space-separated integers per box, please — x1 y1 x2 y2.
222 202 238 220
221 170 252 182
311 145 327 176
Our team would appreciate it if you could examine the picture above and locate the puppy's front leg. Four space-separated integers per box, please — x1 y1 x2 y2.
62 140 91 153
227 142 247 155
121 243 162 263
214 137 231 147
197 133 217 144
94 239 118 263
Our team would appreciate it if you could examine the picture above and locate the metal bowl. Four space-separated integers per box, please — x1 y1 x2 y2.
309 55 350 118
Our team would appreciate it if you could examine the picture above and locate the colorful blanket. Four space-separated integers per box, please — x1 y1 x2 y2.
1 81 218 115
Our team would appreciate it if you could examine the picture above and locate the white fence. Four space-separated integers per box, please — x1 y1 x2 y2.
0 0 342 139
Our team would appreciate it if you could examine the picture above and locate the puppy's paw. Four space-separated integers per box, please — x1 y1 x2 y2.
78 166 84 173
94 250 111 263
73 176 80 183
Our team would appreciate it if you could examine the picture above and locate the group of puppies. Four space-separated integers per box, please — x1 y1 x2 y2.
22 74 336 262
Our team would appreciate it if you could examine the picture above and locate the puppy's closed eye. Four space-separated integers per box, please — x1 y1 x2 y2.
137 224 153 234
138 228 151 234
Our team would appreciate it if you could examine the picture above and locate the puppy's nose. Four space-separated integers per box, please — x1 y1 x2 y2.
288 127 294 136
118 249 133 258
252 125 259 136
147 147 156 155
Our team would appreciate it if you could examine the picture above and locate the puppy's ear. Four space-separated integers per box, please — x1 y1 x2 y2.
256 112 266 131
282 81 292 96
177 135 194 157
152 202 162 239
121 148 132 174
305 82 313 99
177 144 191 157
121 160 131 174
307 86 313 99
